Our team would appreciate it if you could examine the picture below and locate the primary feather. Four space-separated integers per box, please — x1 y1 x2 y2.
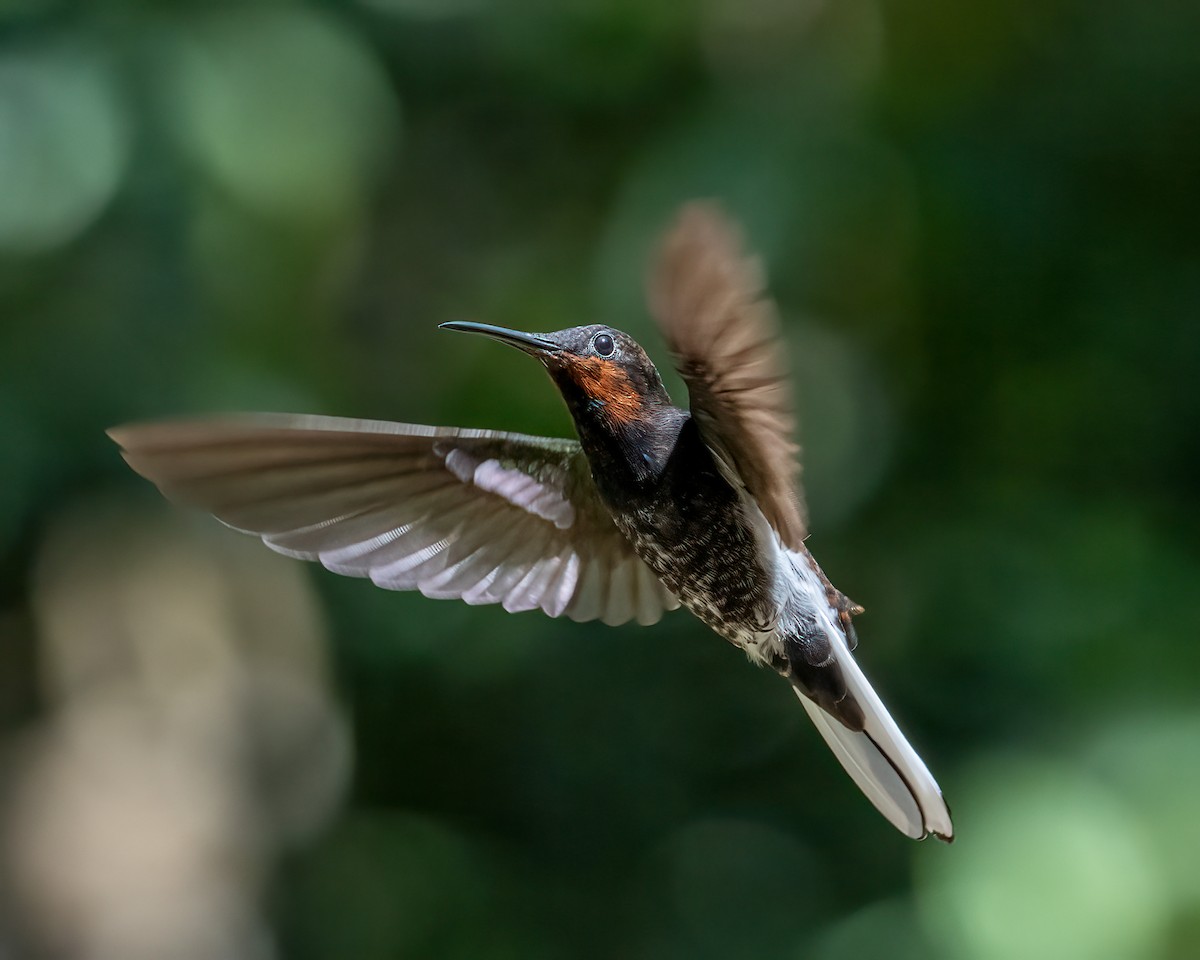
648 202 807 550
109 414 679 627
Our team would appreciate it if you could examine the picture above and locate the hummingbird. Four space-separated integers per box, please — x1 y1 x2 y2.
110 203 953 841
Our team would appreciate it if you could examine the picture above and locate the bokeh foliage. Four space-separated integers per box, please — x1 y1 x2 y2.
1 0 1199 958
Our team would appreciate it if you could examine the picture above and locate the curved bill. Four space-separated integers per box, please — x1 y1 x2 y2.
438 321 560 356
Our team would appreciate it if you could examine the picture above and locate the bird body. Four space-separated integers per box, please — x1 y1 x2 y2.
110 203 953 841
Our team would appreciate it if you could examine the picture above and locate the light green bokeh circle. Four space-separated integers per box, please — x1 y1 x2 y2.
0 42 128 251
162 7 399 220
917 756 1167 960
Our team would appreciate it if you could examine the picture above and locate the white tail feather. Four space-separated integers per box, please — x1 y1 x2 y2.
794 641 953 840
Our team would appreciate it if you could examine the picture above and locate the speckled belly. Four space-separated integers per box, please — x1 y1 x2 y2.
612 496 775 647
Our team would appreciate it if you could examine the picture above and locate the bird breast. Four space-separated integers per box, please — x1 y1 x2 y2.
607 460 787 660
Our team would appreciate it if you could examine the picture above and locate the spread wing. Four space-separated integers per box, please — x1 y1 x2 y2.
109 413 680 626
647 202 807 549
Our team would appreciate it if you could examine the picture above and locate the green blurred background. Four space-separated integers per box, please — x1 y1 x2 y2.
2 1 1199 958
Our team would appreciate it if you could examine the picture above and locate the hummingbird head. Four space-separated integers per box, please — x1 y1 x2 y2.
439 321 674 432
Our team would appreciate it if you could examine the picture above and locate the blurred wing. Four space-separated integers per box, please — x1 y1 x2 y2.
648 202 807 549
109 413 679 626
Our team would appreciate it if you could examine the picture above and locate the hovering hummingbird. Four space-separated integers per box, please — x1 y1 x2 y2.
110 203 952 841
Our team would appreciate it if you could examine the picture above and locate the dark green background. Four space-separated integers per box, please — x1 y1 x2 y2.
1 1 1198 958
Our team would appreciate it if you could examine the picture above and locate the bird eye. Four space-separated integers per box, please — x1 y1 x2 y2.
592 333 615 357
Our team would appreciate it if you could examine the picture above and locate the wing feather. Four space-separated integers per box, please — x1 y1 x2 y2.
648 202 807 548
109 413 678 626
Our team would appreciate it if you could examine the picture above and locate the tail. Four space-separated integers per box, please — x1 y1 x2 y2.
791 640 954 842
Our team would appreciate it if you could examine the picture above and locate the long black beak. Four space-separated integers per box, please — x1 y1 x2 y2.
438 321 560 356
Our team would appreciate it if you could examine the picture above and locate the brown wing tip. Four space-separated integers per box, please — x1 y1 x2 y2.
670 199 741 239
106 426 164 485
106 423 171 455
106 415 265 453
660 201 747 273
650 200 767 341
107 419 204 452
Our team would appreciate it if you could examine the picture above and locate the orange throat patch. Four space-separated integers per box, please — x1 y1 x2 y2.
567 357 643 425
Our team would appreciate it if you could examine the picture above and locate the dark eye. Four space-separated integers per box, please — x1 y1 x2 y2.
593 333 615 357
